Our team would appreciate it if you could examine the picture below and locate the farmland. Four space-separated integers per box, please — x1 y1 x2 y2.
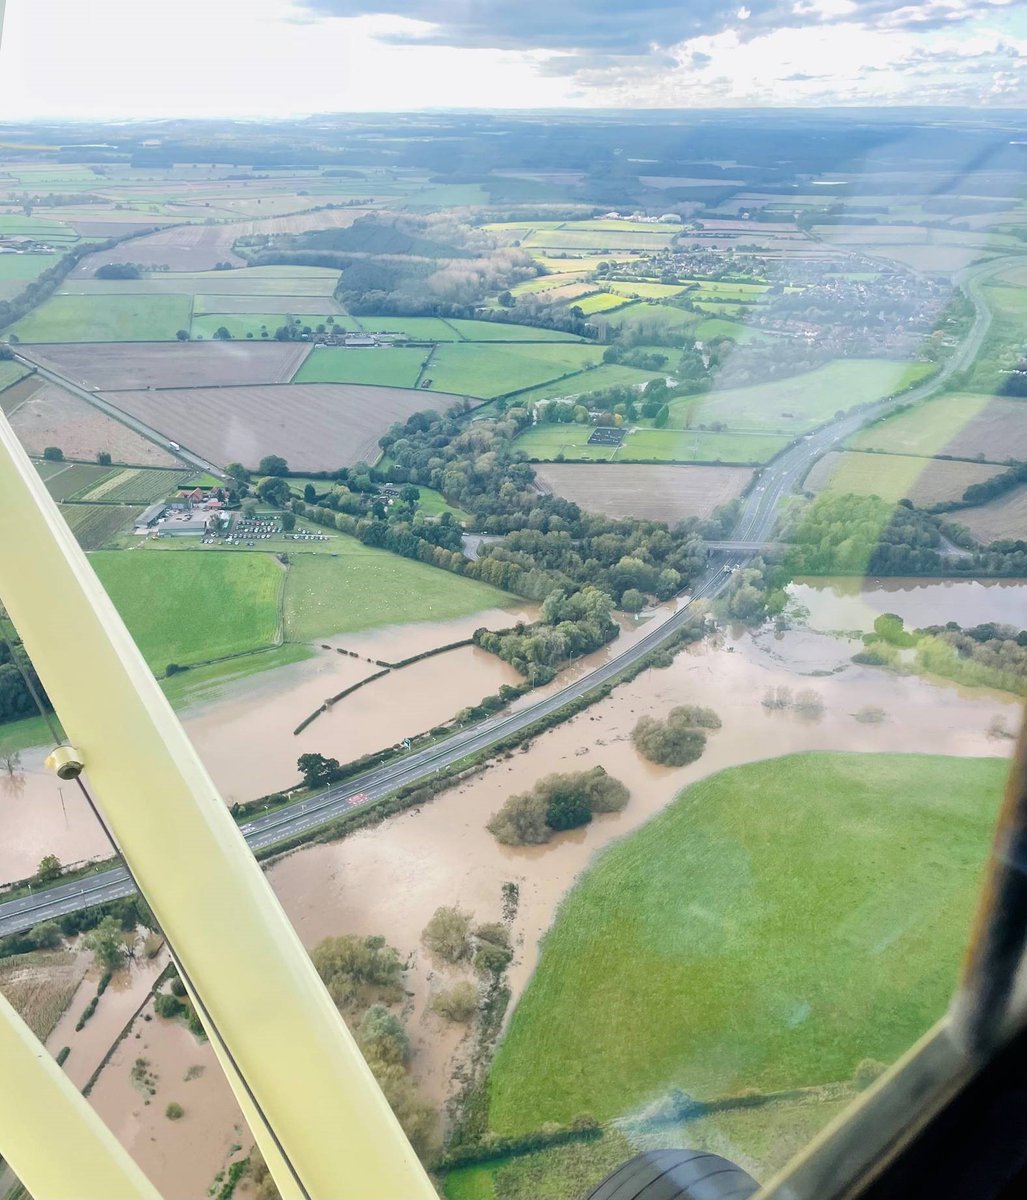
442 319 586 342
293 347 428 388
0 252 62 301
0 359 30 392
62 266 342 298
512 363 666 405
62 503 143 550
101 382 457 471
675 360 936 434
9 294 193 343
488 753 1005 1134
282 548 512 641
190 312 357 340
424 342 603 398
7 381 180 465
515 423 788 464
804 450 1005 506
0 950 87 1041
522 228 677 251
22 341 311 390
954 486 1027 545
36 461 112 501
78 466 189 504
71 223 245 272
570 292 631 315
850 393 1027 463
91 550 283 672
596 301 698 334
533 463 754 522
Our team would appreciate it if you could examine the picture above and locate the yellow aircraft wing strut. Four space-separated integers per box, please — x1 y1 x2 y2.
0 415 437 1200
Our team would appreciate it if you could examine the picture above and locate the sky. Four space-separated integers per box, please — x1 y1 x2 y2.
0 0 1026 119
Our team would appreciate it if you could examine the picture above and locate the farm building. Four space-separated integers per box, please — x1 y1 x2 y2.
135 502 170 531
133 502 210 536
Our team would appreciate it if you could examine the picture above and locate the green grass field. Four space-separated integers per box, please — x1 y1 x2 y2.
806 450 1002 505
676 360 936 433
292 346 429 388
190 313 352 340
849 392 994 458
570 292 631 315
425 342 603 399
359 316 460 341
598 301 699 335
694 317 772 344
511 363 664 405
444 319 585 343
607 280 687 299
414 486 472 523
10 293 193 342
60 267 342 298
0 360 30 392
515 423 788 464
0 252 62 301
91 550 283 672
488 753 1006 1135
283 545 512 641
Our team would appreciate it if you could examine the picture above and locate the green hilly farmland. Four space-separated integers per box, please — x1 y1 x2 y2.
488 752 1005 1135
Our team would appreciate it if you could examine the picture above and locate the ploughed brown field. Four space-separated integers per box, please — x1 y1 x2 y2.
99 382 461 471
72 223 247 274
20 341 311 391
7 379 179 466
955 485 1027 545
533 462 754 523
939 399 1027 463
71 207 376 273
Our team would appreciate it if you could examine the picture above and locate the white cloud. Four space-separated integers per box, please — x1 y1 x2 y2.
0 0 1024 116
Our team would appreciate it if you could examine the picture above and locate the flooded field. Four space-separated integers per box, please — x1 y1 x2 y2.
36 620 1022 1199
0 749 114 883
86 994 248 1200
266 626 1021 1114
0 607 533 882
791 576 1027 634
46 948 168 1091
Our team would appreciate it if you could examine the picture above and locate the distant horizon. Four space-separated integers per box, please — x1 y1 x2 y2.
1 0 1026 120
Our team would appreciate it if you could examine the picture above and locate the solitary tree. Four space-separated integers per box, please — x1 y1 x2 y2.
296 752 339 788
175 329 190 341
303 483 317 503
96 451 112 466
280 511 296 532
36 854 62 883
42 446 64 462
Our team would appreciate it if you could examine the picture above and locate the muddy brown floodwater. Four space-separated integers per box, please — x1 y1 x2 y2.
22 622 1027 1199
0 608 534 883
